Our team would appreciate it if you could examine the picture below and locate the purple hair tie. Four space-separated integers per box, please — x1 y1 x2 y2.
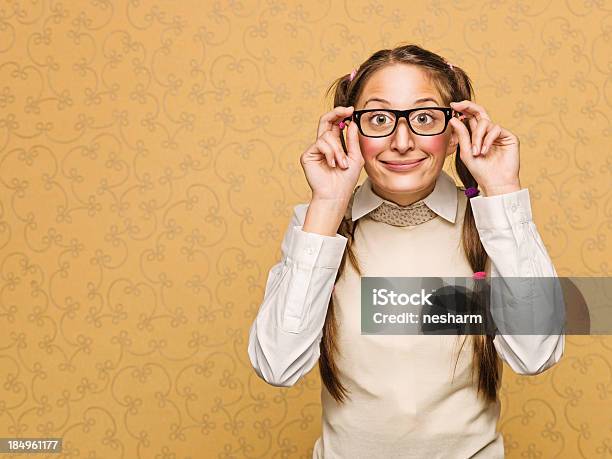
464 187 479 198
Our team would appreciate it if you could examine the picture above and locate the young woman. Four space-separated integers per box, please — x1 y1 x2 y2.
247 44 564 458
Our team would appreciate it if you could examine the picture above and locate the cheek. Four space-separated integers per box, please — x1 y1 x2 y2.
420 136 447 153
359 136 449 159
360 137 386 160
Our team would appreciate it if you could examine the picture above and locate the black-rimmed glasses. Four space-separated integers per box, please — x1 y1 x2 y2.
342 107 463 138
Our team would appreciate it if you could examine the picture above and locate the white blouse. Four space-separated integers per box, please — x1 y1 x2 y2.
247 170 564 458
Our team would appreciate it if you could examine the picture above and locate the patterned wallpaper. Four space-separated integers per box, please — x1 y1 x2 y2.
0 1 610 458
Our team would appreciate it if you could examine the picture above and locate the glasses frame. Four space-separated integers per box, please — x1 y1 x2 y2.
342 106 463 138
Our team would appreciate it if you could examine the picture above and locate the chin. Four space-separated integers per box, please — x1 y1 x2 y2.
382 177 427 192
374 159 438 190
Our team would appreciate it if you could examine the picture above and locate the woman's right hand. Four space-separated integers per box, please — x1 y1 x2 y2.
300 106 365 203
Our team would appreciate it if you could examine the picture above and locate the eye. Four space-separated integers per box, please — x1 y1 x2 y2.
367 112 394 126
410 112 435 126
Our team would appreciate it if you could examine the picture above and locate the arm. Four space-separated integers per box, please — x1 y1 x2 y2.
247 203 348 387
470 188 565 375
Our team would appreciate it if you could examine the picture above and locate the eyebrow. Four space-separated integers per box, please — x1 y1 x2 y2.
363 97 439 107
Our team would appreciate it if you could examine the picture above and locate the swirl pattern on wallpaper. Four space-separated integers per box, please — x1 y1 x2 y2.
0 1 610 458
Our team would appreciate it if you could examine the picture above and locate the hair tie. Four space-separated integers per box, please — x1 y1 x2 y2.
464 187 479 198
472 271 486 280
349 67 357 82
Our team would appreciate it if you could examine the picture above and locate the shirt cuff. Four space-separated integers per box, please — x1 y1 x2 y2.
286 226 348 269
470 188 533 230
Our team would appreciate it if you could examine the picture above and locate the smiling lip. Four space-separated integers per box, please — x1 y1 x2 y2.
381 157 427 171
382 158 426 165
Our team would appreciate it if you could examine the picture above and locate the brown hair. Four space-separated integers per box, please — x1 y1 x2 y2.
320 44 501 405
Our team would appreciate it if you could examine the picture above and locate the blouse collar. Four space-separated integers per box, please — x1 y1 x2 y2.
350 169 458 224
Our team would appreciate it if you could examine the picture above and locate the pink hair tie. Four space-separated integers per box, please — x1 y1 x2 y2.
338 121 346 129
473 271 486 280
349 67 357 82
464 187 479 198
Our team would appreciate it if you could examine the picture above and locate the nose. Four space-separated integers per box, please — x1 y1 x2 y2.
390 115 416 149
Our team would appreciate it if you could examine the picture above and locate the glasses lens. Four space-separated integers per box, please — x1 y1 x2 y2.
360 110 396 137
410 108 446 135
359 109 447 136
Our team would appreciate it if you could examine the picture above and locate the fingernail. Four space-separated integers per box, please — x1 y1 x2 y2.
342 157 348 168
331 158 336 167
481 145 487 154
472 145 477 155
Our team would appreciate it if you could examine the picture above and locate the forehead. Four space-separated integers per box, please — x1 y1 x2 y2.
356 64 441 107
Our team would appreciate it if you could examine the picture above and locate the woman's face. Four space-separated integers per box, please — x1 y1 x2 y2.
354 64 458 206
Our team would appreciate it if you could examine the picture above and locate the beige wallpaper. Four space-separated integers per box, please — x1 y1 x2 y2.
0 1 610 458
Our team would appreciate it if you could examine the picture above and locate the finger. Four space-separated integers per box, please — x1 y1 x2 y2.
467 114 479 135
480 124 501 155
451 101 491 156
452 103 480 133
325 116 352 151
316 138 336 168
450 100 490 121
498 124 519 145
471 119 491 156
321 133 346 169
448 117 473 162
317 106 354 139
346 120 364 164
458 107 483 135
323 131 349 168
321 137 340 168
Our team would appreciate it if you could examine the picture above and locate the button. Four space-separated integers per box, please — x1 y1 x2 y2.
306 246 314 255
511 204 517 212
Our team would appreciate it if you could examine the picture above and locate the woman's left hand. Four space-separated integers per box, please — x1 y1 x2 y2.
448 100 521 196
